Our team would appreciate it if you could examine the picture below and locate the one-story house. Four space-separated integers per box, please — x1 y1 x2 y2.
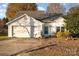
6 11 65 38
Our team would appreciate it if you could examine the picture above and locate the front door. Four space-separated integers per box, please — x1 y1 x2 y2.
44 26 49 37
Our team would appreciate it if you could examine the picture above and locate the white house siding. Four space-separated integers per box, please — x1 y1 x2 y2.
30 17 43 38
8 14 43 38
48 17 65 35
8 25 12 37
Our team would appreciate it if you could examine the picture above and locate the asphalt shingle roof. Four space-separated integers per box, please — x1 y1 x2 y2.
8 11 63 24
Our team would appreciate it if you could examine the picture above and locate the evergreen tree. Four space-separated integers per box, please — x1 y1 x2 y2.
64 5 79 35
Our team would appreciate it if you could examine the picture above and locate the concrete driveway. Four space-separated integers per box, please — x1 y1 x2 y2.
0 38 43 56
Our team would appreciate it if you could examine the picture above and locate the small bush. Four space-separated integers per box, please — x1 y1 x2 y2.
56 32 63 38
63 31 71 38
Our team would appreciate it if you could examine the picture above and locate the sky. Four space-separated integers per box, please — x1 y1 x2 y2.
0 3 79 19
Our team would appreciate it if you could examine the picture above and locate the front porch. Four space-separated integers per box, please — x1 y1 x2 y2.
41 23 66 38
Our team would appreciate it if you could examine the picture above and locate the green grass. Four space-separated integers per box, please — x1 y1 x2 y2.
0 36 8 41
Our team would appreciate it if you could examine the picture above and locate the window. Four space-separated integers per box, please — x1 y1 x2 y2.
61 27 64 32
56 27 60 32
56 26 65 32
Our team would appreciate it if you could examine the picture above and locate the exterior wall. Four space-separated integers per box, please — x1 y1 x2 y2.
30 17 43 38
8 25 12 37
8 14 43 38
48 17 65 36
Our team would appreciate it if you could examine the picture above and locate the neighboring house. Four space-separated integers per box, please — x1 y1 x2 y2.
6 11 65 38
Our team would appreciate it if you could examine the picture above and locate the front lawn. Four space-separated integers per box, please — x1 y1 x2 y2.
0 36 8 41
28 39 79 56
16 38 79 56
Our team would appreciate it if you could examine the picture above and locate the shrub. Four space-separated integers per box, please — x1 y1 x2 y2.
0 28 8 36
63 31 71 38
0 33 8 36
56 31 63 38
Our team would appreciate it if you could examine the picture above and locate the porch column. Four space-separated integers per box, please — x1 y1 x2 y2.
60 26 61 32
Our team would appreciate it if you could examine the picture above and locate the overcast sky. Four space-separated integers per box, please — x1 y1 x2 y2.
0 3 79 19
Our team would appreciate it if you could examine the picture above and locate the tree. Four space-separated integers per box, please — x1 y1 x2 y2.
6 3 37 20
64 5 79 35
68 6 79 15
0 20 4 28
0 18 8 36
47 3 64 14
2 17 8 24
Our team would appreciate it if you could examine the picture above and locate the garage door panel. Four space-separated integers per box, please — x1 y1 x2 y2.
12 26 42 38
13 26 30 37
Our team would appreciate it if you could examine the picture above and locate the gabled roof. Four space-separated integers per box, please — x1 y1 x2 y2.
6 11 63 25
15 11 63 21
6 11 45 25
6 14 26 25
37 13 63 23
15 11 45 19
